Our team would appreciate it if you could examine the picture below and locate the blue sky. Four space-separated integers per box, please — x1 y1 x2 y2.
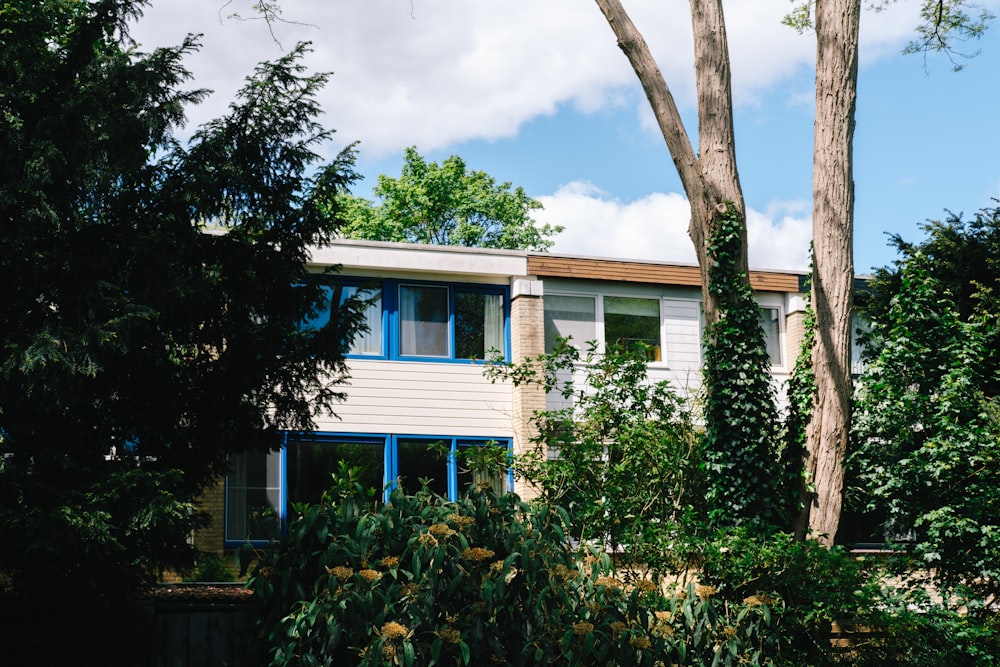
131 0 1000 274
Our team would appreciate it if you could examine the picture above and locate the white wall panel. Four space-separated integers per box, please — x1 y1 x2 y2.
315 360 515 438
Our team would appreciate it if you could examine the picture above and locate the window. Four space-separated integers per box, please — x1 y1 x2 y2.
544 294 596 353
225 450 281 543
455 290 505 359
306 278 508 362
305 281 383 356
759 307 783 366
395 282 507 361
395 438 450 496
604 296 661 360
224 434 511 545
399 284 449 357
286 436 385 506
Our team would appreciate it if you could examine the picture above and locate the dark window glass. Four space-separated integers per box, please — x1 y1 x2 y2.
455 290 504 359
287 440 384 506
396 439 449 496
225 450 280 542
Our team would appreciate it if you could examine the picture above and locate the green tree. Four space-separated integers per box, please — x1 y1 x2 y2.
336 146 562 250
485 341 704 577
851 208 1000 599
853 253 1000 600
0 1 362 661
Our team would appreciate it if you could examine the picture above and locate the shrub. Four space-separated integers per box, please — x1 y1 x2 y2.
249 470 783 666
485 341 704 578
697 528 879 666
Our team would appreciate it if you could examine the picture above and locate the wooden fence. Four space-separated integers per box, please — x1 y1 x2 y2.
145 584 260 667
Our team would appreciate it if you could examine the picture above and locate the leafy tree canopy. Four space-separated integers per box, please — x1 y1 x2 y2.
336 146 561 251
0 0 362 659
852 207 1000 599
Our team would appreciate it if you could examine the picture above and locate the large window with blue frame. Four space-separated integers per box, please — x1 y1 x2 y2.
307 277 509 362
225 434 511 545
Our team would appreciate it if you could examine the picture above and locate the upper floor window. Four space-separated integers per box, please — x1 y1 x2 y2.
604 296 661 360
306 281 383 356
395 282 507 361
544 294 597 353
758 306 783 367
310 278 509 362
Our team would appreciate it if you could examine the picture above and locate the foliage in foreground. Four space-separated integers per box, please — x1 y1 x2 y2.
485 340 703 577
853 210 1000 601
251 473 785 667
251 472 1000 666
0 1 362 662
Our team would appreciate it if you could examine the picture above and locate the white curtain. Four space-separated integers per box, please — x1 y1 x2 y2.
345 286 382 355
400 285 448 357
544 294 596 352
483 293 504 356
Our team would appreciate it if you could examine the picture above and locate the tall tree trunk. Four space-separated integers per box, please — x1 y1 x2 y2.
796 0 860 545
594 0 746 325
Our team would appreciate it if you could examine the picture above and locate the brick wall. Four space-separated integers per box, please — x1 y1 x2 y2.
510 289 546 501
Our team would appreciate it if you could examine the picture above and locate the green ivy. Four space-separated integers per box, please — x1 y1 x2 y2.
781 262 815 526
701 203 782 527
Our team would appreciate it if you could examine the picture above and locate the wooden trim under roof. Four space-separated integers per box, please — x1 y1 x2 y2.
527 255 803 293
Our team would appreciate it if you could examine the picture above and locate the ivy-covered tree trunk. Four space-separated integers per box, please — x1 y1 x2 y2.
796 0 860 545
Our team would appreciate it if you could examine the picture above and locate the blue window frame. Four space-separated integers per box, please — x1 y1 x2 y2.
305 278 386 358
309 277 510 362
224 433 511 546
390 280 510 362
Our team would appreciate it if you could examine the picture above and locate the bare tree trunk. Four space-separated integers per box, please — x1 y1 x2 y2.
796 0 860 545
593 0 746 326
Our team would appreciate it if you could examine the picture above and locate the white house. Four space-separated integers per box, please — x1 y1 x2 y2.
198 240 810 554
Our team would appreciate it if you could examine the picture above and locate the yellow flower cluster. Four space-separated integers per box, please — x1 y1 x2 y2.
695 584 717 599
448 513 475 528
358 569 382 583
381 621 411 639
650 610 674 639
633 579 658 594
381 556 400 569
742 594 776 607
326 565 353 581
595 576 622 590
572 621 594 636
461 547 495 562
428 523 456 539
438 627 462 644
629 636 652 650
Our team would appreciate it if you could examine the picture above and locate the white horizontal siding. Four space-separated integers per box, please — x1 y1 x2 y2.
662 299 701 369
316 359 515 438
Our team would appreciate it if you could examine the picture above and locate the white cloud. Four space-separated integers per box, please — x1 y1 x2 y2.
130 0 926 158
538 182 811 271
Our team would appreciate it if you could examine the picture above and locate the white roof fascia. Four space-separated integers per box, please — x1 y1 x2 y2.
308 240 528 281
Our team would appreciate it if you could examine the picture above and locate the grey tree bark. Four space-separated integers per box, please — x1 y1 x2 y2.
593 0 746 326
795 0 860 545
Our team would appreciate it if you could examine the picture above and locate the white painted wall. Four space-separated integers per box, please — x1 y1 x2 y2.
316 359 515 438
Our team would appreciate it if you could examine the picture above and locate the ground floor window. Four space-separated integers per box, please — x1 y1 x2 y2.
225 434 511 545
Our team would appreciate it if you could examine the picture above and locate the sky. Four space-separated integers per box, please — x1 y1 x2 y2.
130 0 1000 274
